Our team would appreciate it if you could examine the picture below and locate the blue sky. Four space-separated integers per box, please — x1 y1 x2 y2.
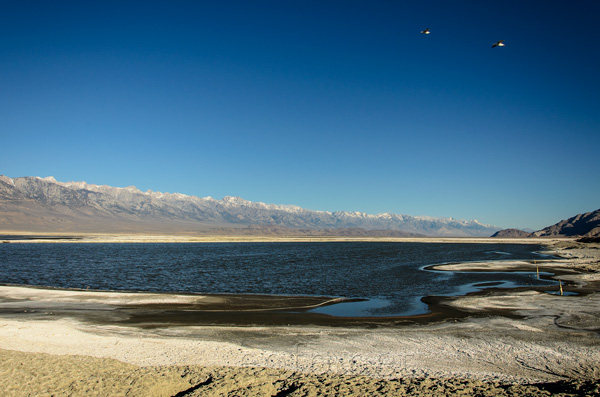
1 1 598 230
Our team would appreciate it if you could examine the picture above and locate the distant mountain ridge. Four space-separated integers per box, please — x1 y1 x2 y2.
0 175 500 237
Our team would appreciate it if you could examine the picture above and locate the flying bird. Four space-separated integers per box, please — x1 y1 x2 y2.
491 40 505 48
420 28 430 34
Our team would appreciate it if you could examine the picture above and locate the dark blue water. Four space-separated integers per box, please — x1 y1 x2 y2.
0 242 556 316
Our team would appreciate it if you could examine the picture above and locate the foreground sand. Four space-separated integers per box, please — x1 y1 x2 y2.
3 349 599 397
1 238 599 396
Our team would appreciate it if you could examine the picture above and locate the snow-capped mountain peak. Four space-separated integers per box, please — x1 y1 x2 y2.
0 175 501 237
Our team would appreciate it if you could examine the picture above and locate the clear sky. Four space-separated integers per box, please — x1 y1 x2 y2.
1 1 598 231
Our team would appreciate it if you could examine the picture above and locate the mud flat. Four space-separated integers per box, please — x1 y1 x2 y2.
0 239 599 396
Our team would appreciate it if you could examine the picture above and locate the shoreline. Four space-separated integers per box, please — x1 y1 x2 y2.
1 238 599 395
0 241 575 326
0 231 573 244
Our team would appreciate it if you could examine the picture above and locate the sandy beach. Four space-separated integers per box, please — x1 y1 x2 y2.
1 237 599 396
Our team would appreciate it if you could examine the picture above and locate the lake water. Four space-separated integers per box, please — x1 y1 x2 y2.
0 242 556 317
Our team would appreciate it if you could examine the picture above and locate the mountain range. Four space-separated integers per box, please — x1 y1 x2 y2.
0 175 500 237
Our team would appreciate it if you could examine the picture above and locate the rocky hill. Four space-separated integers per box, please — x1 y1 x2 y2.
490 229 532 238
532 209 600 237
489 209 600 238
0 175 500 237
